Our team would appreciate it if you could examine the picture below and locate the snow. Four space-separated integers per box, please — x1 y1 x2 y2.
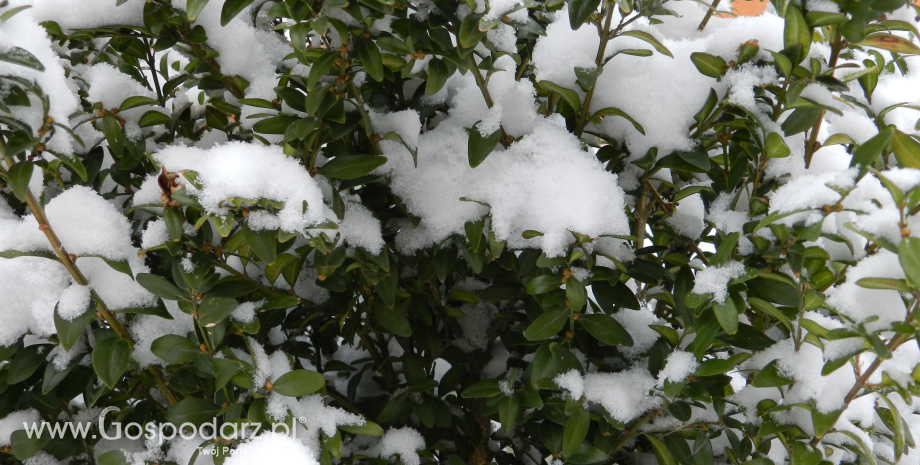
224 433 318 465
0 409 41 446
555 369 585 400
378 427 426 465
583 366 662 423
656 350 698 387
148 143 328 233
825 250 908 331
691 261 746 304
129 301 195 368
1 0 919 461
0 186 137 261
0 257 71 345
380 119 630 257
667 193 705 239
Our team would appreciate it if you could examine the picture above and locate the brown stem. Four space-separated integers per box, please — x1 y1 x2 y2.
574 5 616 138
1 153 131 342
468 399 492 465
809 310 914 446
697 0 722 31
467 54 494 109
1 146 179 407
804 31 844 169
612 407 663 453
634 182 650 248
347 81 383 155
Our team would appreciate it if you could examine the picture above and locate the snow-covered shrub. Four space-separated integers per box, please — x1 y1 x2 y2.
1 0 920 463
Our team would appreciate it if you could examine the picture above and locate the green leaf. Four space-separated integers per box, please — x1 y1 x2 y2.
568 0 602 30
619 30 673 58
221 0 255 25
577 314 633 346
0 5 32 22
709 233 739 266
713 297 739 335
136 273 187 300
357 40 384 82
498 392 522 432
102 114 126 156
563 407 590 457
851 126 894 168
374 303 412 337
526 275 562 295
752 359 793 387
765 132 791 159
253 115 298 134
197 296 239 327
98 450 128 465
242 222 278 264
575 66 603 91
567 444 608 464
647 435 678 465
93 337 129 389
138 110 172 127
591 107 645 135
467 122 502 168
54 299 96 352
7 160 33 201
857 33 920 55
119 96 158 111
537 80 581 111
461 379 503 398
891 131 920 169
7 344 47 384
10 429 51 461
523 307 568 341
166 398 220 426
748 297 793 332
152 334 202 364
782 107 822 136
213 358 241 390
784 6 812 62
459 13 487 48
339 421 384 436
690 52 727 78
187 0 210 20
899 237 920 288
42 356 79 394
812 408 841 437
856 277 913 292
0 46 44 71
426 58 451 96
566 277 587 311
271 369 326 396
321 155 387 180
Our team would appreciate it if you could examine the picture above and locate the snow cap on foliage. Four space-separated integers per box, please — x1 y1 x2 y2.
657 350 698 387
224 433 318 465
691 261 746 304
583 366 662 423
378 427 426 465
145 142 329 232
381 119 629 257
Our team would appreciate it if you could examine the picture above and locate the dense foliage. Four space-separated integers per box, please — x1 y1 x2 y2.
1 0 920 463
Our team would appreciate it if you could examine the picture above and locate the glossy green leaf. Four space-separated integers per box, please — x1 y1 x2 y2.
93 337 129 389
467 122 502 168
577 314 633 346
271 369 326 396
7 160 33 201
690 52 727 78
523 307 568 341
321 155 387 180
